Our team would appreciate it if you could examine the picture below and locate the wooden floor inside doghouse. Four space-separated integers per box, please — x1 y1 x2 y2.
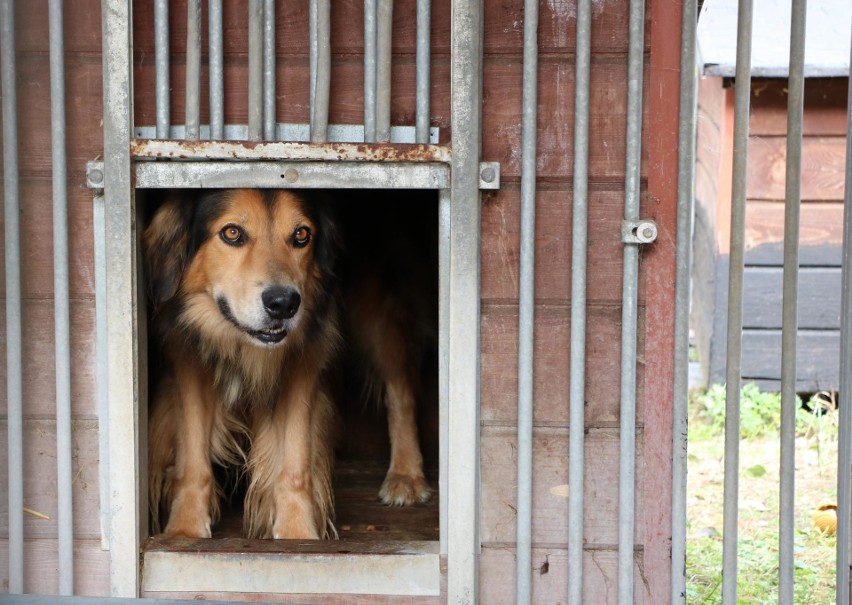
145 460 439 552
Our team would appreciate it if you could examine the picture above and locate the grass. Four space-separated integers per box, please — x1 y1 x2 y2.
687 385 838 604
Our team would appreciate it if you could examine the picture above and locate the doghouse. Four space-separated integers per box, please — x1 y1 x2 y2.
0 1 682 603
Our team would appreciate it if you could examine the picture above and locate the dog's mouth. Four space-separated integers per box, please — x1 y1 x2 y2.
217 298 288 345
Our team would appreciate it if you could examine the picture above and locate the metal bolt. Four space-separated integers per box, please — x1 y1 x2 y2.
88 168 104 185
283 168 299 183
642 226 655 240
480 166 495 183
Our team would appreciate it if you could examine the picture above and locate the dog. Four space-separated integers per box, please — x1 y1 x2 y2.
145 188 433 540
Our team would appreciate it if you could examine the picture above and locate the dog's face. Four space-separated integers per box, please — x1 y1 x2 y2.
145 189 338 349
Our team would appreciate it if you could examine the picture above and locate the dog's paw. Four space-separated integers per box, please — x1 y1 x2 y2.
162 518 212 539
379 472 432 506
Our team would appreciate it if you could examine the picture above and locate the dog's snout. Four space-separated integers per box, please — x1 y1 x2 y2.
262 286 301 320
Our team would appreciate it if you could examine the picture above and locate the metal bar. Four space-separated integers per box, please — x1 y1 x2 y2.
209 0 224 140
415 0 431 144
185 0 201 140
309 0 331 142
248 0 263 140
207 0 225 141
779 2 807 603
618 0 646 602
102 0 142 595
154 0 169 138
438 188 451 558
363 0 377 142
50 0 74 594
92 186 111 551
375 0 393 142
447 0 483 602
263 0 276 140
1 0 24 593
836 12 852 604
568 0 591 600
128 160 451 190
671 0 697 602
130 139 453 162
722 0 754 603
515 0 539 600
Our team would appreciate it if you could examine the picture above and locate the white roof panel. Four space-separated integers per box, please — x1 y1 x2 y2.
697 0 851 77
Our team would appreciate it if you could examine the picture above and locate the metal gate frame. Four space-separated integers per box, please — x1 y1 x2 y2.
92 0 494 601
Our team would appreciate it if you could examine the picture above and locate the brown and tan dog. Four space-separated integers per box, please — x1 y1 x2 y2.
145 189 433 540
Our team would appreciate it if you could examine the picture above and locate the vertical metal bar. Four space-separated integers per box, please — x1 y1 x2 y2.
263 0 276 140
49 0 74 594
722 1 754 603
836 12 852 605
671 1 697 603
779 2 807 604
1 0 24 593
363 0 377 142
102 0 142 595
185 0 201 140
209 0 224 140
375 0 392 142
447 0 483 602
568 0 591 601
415 0 431 144
515 0 539 601
154 0 170 138
248 0 263 141
439 188 451 557
618 0 646 602
309 0 331 143
93 187 110 551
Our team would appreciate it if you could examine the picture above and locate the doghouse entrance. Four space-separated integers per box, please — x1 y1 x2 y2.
131 185 445 596
139 188 440 546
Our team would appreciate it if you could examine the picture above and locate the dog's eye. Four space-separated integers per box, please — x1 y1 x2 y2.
220 225 244 246
293 226 312 247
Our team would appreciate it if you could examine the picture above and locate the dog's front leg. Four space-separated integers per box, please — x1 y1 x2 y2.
247 370 331 540
162 362 217 538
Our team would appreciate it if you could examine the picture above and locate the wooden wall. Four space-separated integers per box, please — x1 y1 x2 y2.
694 77 848 392
1 1 680 602
0 0 110 596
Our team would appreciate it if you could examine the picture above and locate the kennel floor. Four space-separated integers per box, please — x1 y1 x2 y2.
144 460 439 554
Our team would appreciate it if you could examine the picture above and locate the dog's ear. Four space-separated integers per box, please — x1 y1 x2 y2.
143 194 195 309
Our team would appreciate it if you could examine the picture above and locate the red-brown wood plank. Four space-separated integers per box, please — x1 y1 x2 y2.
479 547 647 604
0 419 102 540
642 0 681 601
749 78 849 136
130 0 640 58
0 300 97 418
0 538 110 596
479 303 646 427
480 427 645 547
747 136 847 201
0 183 96 299
0 55 103 181
482 188 639 303
746 200 845 265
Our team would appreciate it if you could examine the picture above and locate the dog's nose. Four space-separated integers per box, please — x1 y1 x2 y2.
262 286 301 320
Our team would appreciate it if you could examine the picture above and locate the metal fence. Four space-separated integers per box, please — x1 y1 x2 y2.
2 0 852 603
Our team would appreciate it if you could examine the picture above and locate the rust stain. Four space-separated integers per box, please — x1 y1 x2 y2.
131 139 450 163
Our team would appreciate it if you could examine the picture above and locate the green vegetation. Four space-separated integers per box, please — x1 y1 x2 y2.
686 384 838 605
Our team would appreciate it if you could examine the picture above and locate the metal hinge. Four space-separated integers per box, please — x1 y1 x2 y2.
621 219 658 244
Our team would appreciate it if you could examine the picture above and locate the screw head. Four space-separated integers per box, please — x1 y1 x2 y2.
88 168 104 185
283 168 299 183
480 166 496 183
642 226 655 240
